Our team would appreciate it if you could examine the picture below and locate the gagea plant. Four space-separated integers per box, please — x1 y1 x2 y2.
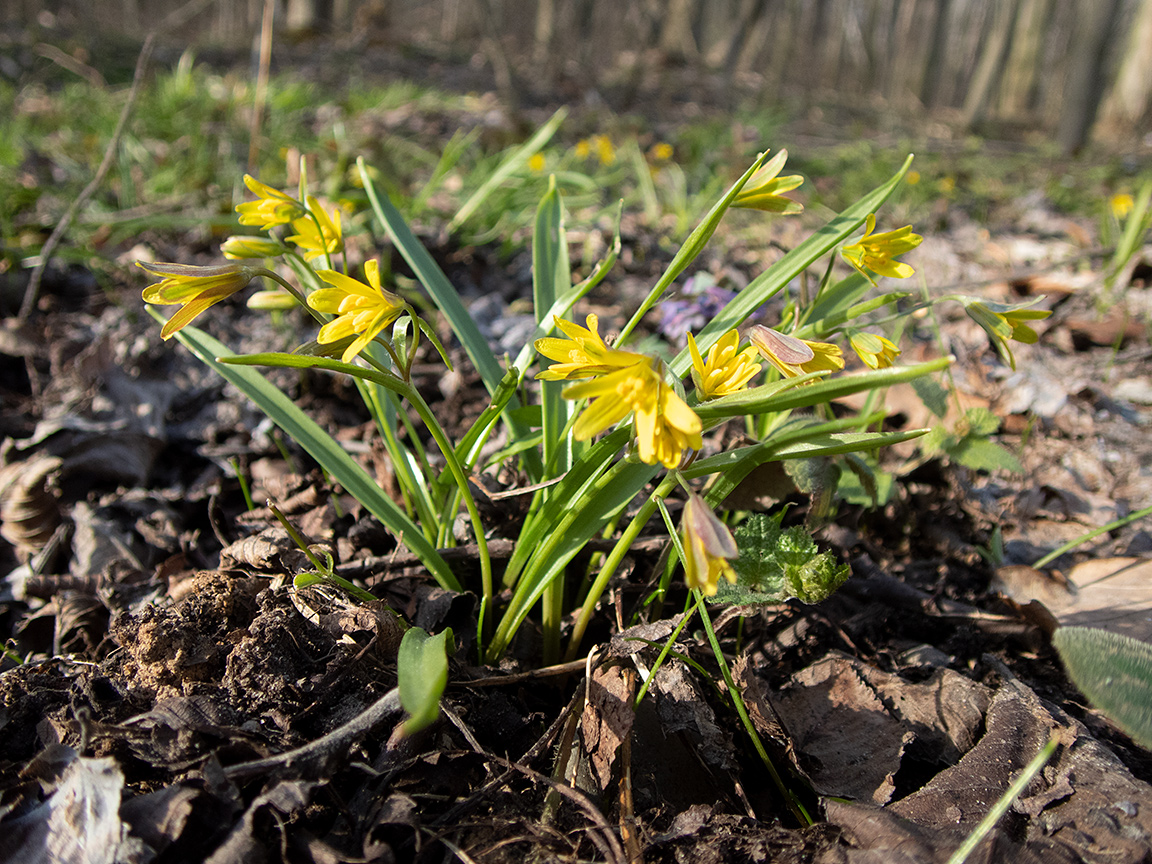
138 141 1047 678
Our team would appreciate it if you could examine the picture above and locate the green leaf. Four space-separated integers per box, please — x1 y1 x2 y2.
947 436 1024 474
715 511 850 606
151 312 462 593
1053 626 1152 750
398 626 454 735
911 375 950 420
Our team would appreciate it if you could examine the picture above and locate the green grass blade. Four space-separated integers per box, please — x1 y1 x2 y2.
447 107 566 233
534 175 574 478
152 312 461 592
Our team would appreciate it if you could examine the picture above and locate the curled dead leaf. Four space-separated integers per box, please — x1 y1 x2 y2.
0 454 63 558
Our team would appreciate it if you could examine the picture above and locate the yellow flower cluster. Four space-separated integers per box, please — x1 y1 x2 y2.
535 315 701 469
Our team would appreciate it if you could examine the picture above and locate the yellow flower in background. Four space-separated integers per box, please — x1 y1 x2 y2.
574 139 591 159
236 175 306 228
594 134 616 165
650 142 674 162
749 325 844 379
905 170 921 185
963 297 1051 370
221 235 284 259
138 261 257 340
848 331 901 369
733 149 804 214
307 259 407 363
681 493 738 596
687 330 762 399
535 314 646 381
841 213 923 284
1112 193 1135 220
286 196 343 262
562 358 702 469
528 152 547 173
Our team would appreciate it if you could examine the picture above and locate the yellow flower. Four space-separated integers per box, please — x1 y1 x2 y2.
687 330 762 399
734 149 804 214
528 152 547 173
848 332 901 369
138 261 256 340
307 259 407 363
285 196 343 262
748 325 844 379
535 314 647 381
650 142 674 162
574 139 591 159
963 298 1051 370
681 494 738 596
235 175 306 228
1112 193 1135 220
841 214 923 284
563 358 703 469
221 235 284 259
594 134 616 165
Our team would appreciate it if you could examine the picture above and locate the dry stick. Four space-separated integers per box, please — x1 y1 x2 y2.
19 33 155 321
223 687 402 781
248 0 276 172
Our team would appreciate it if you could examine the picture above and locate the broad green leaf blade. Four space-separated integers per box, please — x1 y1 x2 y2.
448 107 566 233
1053 626 1152 750
398 626 453 735
153 312 461 593
672 154 914 377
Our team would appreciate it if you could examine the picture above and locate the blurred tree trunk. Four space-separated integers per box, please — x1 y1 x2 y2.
658 0 699 61
997 0 1049 118
1097 0 1152 141
920 0 953 108
1058 0 1125 154
962 0 1018 128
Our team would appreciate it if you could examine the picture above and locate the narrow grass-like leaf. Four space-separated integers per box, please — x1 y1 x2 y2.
1053 626 1152 749
672 154 914 376
448 107 566 233
358 158 540 477
534 175 574 478
151 312 461 592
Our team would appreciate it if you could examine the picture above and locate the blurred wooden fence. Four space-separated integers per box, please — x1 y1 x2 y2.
8 0 1152 151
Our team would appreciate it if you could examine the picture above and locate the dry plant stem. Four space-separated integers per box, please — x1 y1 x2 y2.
223 687 402 781
20 33 155 320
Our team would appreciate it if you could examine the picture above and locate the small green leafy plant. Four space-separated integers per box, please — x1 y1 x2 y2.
137 124 1049 747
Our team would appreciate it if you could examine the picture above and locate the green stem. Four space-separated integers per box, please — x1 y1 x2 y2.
697 594 812 827
399 381 493 647
1033 503 1152 569
564 472 679 661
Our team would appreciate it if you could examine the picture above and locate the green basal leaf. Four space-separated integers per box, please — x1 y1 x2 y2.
947 436 1024 474
714 511 849 606
1053 626 1152 750
398 626 454 736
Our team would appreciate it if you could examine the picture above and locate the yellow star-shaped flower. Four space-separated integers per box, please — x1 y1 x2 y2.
841 214 923 284
307 259 408 363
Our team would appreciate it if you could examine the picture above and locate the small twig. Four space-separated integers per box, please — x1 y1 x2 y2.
223 687 402 781
20 33 155 320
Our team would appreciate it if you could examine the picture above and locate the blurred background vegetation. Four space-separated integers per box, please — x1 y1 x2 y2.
2 0 1151 309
